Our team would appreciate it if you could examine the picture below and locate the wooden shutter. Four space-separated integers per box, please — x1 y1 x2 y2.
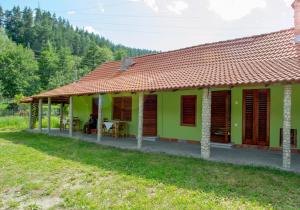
256 90 270 145
143 95 157 136
243 89 270 146
113 97 122 120
211 91 231 143
181 95 196 126
243 90 254 144
122 97 132 121
92 98 98 117
113 97 132 121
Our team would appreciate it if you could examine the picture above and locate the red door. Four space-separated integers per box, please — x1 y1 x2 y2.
143 95 157 136
243 89 270 146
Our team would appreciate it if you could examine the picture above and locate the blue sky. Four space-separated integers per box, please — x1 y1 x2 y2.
0 0 295 51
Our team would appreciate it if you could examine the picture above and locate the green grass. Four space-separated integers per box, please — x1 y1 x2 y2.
0 116 60 130
0 130 299 209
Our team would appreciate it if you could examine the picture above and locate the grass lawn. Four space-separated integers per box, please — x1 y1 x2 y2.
0 116 60 131
0 131 299 209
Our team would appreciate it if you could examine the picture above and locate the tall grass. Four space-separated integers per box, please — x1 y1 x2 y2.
0 116 60 130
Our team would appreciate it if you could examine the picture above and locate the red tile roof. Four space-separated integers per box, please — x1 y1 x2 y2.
34 28 300 98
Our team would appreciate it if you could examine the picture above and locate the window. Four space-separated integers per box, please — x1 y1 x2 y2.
113 97 132 121
181 95 197 126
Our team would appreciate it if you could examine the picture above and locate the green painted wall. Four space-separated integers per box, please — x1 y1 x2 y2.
73 96 92 128
157 90 202 141
73 84 300 149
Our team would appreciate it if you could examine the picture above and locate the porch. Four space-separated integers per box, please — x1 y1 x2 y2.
28 128 300 173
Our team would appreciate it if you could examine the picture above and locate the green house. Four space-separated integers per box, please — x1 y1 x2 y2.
23 1 300 170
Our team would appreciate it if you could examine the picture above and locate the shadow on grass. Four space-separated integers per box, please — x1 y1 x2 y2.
1 130 300 208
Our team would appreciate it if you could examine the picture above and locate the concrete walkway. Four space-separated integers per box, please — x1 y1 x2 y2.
28 129 300 174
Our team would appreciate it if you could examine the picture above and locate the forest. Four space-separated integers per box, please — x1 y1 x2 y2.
0 6 156 99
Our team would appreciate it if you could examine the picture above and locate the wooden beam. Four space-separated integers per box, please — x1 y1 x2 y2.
29 103 32 129
38 99 42 132
69 96 73 137
47 97 51 133
97 94 103 142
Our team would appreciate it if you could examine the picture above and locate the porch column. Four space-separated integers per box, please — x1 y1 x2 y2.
60 103 64 131
201 88 211 159
283 84 292 169
28 103 33 129
47 97 51 133
69 96 73 137
38 98 42 132
137 92 144 149
97 94 103 142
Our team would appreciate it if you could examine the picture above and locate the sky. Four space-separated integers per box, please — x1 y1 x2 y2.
0 0 296 51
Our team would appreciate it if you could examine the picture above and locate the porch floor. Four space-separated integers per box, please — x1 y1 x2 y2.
28 128 300 173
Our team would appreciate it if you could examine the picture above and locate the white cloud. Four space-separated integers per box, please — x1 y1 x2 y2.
208 0 267 21
283 0 294 7
167 1 189 15
144 0 159 12
83 26 100 34
67 10 76 15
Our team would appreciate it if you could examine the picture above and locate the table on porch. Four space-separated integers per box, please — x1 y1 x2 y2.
102 120 129 138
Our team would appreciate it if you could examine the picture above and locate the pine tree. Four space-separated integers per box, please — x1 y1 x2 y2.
22 7 34 48
0 6 4 28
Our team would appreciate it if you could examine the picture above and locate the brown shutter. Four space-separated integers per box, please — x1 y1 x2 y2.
122 97 132 121
244 90 254 144
211 91 231 143
113 97 132 121
113 97 122 120
92 98 98 117
256 89 270 146
243 89 270 146
181 95 196 126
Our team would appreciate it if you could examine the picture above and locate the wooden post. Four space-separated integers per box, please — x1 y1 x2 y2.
69 96 73 137
60 103 64 132
201 88 211 159
47 97 51 133
283 85 292 169
137 92 144 149
97 94 103 142
29 103 32 129
38 98 42 132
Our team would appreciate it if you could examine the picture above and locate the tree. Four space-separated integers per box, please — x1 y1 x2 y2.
39 42 59 89
5 6 23 43
0 29 40 98
22 7 34 47
0 6 4 28
48 47 81 89
114 48 128 61
81 42 113 69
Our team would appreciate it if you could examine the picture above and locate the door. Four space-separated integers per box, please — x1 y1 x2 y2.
243 89 270 146
143 95 157 136
92 98 98 117
211 91 231 143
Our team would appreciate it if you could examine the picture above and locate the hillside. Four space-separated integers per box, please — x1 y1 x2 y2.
0 5 156 98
